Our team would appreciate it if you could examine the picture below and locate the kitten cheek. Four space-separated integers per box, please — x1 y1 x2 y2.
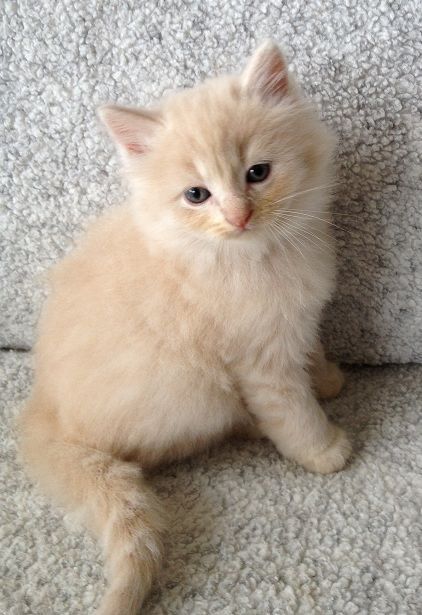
178 204 228 237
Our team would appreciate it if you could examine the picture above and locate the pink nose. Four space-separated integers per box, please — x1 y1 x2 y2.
225 210 253 229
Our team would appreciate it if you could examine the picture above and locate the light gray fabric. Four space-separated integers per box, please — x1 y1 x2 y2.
1 350 421 614
1 0 421 362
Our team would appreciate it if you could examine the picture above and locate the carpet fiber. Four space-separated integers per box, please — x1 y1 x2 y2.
2 0 421 363
1 350 421 614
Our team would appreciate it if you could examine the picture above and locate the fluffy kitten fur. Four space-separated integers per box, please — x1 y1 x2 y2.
20 42 350 614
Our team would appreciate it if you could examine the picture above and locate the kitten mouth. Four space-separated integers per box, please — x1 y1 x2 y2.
226 225 252 238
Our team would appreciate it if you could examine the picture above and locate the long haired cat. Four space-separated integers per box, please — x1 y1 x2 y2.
20 41 350 615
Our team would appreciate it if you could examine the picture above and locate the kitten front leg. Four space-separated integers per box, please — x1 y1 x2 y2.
241 366 351 474
309 339 345 400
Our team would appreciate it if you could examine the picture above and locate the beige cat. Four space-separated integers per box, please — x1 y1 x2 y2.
19 41 350 614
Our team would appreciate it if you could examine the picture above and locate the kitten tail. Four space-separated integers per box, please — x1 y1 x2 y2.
18 393 166 614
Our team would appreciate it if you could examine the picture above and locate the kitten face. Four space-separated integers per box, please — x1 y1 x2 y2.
100 42 334 248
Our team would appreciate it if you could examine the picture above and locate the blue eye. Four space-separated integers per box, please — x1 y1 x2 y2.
246 163 271 183
184 187 211 204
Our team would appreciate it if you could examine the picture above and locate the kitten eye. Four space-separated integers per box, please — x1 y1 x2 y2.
184 187 211 205
246 163 271 183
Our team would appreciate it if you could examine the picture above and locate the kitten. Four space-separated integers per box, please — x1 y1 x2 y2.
19 41 350 615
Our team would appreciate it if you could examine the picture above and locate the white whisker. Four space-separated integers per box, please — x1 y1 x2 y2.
267 225 288 260
283 226 310 253
288 225 334 252
277 202 363 225
277 209 361 220
272 217 328 253
271 223 306 260
273 214 334 243
274 210 349 233
269 182 340 208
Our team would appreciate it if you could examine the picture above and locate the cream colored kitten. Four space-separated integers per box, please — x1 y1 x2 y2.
20 41 350 615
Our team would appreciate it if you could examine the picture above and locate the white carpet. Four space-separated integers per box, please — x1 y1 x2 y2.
1 350 421 614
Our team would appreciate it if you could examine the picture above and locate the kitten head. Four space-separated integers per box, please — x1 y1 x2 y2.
99 41 335 252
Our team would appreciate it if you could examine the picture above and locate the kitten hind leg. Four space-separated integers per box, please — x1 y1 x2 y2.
309 339 345 400
19 396 166 615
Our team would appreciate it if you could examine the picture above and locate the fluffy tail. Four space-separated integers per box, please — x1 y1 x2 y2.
19 396 166 615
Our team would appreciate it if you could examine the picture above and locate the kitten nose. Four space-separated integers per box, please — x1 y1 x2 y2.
225 209 253 230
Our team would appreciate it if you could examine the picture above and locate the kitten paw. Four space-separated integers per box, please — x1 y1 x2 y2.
314 361 345 400
300 426 351 474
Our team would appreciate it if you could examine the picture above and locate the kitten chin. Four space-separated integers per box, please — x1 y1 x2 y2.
19 40 349 615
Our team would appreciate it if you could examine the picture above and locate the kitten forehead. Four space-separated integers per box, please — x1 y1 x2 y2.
163 78 247 149
159 76 291 180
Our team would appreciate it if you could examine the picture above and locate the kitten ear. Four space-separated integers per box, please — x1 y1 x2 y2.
241 41 289 102
98 105 161 158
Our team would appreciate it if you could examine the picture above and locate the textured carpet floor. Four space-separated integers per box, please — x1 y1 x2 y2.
1 350 421 614
2 0 422 363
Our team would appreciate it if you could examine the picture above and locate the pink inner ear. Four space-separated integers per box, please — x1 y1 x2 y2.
100 105 160 157
265 54 288 96
126 142 146 154
112 124 144 154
